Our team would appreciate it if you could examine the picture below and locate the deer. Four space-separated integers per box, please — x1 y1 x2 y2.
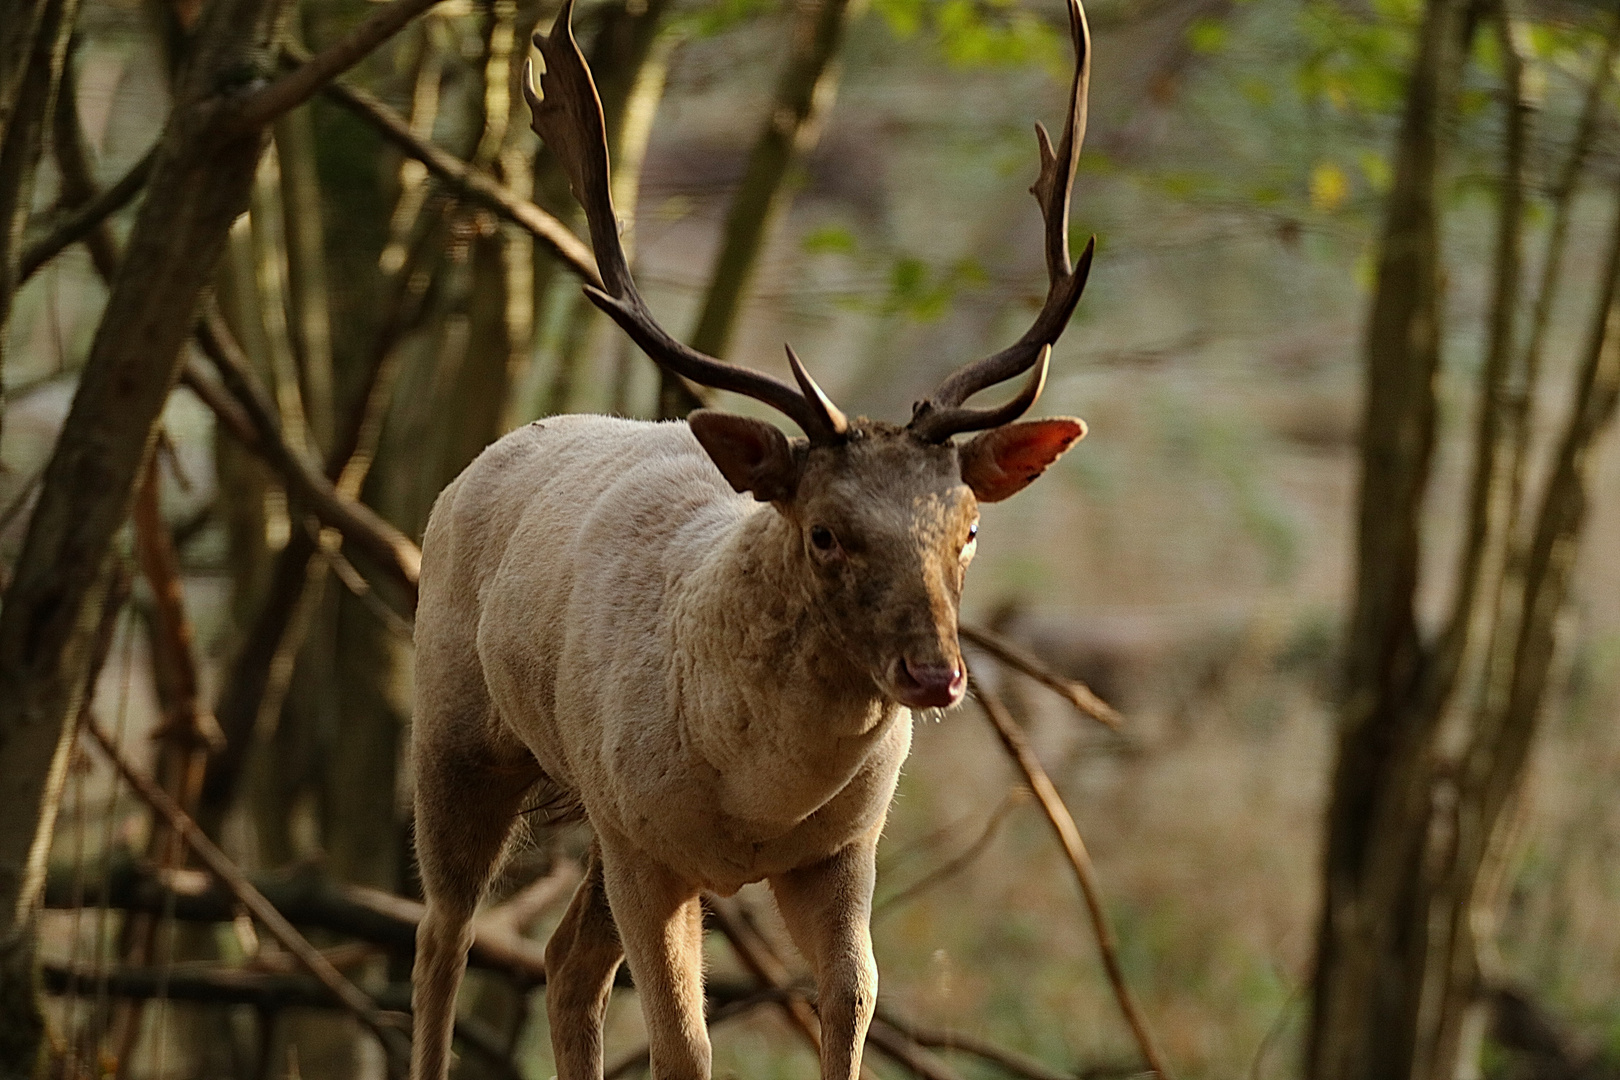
408 0 1092 1077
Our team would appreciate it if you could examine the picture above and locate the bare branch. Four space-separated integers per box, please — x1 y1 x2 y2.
961 623 1123 729
233 0 447 131
970 676 1172 1079
874 789 1027 916
480 859 583 937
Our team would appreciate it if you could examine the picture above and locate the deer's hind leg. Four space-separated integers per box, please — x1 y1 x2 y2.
545 843 624 1079
410 721 544 1080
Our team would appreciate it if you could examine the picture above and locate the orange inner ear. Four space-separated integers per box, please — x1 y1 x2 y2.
960 418 1086 503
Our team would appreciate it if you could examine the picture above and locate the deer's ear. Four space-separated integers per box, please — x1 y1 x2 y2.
959 418 1086 503
689 410 802 502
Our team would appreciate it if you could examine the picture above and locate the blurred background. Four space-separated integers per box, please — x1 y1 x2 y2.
1 0 1618 1077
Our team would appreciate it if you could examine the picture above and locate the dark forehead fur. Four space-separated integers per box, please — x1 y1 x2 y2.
793 419 968 514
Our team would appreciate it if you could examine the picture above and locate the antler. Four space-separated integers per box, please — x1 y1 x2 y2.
907 0 1093 444
525 0 847 443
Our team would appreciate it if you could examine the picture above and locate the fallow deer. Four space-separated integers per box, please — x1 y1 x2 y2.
409 1 1093 1077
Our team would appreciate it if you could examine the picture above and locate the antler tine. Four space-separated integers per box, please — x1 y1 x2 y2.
908 0 1092 443
910 346 1052 443
526 0 844 442
785 344 848 437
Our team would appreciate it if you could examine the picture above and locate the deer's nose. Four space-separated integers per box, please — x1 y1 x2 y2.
895 658 965 708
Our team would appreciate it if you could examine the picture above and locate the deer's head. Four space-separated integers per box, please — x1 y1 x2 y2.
526 0 1093 710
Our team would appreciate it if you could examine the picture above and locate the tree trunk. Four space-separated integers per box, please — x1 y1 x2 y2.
0 0 278 1062
1307 4 1620 1079
1306 0 1466 1076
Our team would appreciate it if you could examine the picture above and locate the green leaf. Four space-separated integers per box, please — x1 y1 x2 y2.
1188 17 1229 55
801 224 859 255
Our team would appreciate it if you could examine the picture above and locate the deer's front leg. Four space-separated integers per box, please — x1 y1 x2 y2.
770 835 880 1080
599 839 710 1080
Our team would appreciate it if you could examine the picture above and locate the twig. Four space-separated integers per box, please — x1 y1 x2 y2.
874 789 1028 916
81 718 413 1077
969 675 1171 1079
233 0 448 131
961 624 1123 730
18 145 156 282
308 517 416 639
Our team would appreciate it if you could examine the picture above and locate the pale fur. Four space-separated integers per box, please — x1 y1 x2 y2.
410 414 928 1080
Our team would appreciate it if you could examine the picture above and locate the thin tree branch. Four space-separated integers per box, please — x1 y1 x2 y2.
18 145 155 282
479 859 582 937
1503 12 1620 539
601 986 804 1080
970 675 1172 1079
961 623 1123 729
81 715 413 1078
232 0 447 131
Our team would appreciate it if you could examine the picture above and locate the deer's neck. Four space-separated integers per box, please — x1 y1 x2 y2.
668 503 903 827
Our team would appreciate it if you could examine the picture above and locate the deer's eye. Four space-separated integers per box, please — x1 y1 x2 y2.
962 521 979 557
810 525 837 552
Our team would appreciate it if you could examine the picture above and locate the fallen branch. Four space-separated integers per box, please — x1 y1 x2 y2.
42 856 551 987
961 624 1123 730
81 717 413 1077
969 675 1170 1079
706 896 827 1054
481 859 582 937
41 963 521 1080
602 985 802 1080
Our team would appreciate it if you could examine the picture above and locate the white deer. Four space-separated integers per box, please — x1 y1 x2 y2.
408 1 1092 1077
